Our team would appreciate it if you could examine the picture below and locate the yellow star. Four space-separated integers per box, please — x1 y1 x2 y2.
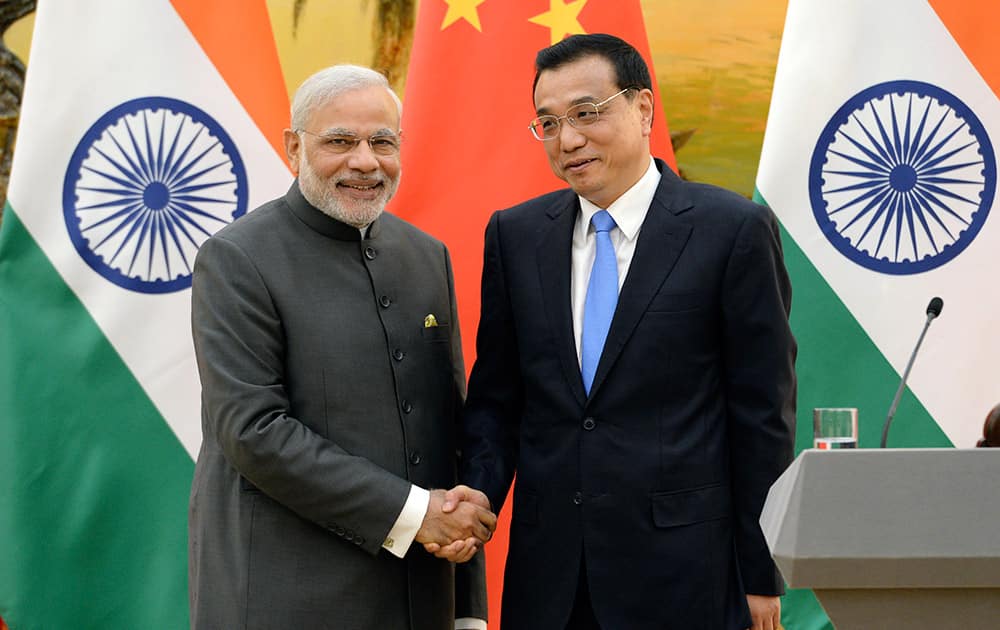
528 0 588 45
441 0 486 32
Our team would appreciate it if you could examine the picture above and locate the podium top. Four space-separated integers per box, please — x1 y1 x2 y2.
760 448 1000 588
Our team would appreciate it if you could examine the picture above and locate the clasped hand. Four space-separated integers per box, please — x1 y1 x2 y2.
415 485 496 563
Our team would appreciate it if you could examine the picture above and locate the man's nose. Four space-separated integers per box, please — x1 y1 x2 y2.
346 140 380 171
558 119 586 151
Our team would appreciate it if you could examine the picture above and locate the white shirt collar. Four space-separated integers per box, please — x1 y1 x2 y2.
576 156 660 241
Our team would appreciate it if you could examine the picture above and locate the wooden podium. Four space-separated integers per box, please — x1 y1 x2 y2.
760 449 1000 629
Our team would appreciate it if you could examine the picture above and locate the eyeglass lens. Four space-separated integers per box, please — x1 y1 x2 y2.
301 131 400 155
529 88 630 140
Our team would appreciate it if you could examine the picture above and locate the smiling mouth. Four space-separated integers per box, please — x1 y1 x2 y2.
564 158 597 172
337 181 382 190
338 181 384 199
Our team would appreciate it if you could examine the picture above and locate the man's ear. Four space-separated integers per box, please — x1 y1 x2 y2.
283 129 301 175
636 88 655 136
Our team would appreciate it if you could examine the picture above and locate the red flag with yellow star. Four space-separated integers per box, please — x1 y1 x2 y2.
391 1 675 624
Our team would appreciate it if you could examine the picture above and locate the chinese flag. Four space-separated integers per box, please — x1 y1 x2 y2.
391 1 675 625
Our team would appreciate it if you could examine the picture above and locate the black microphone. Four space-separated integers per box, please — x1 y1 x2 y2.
880 297 943 448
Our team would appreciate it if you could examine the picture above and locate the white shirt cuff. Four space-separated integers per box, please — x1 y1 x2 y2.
455 618 488 630
382 484 429 558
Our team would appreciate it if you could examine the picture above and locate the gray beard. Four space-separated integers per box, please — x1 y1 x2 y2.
297 156 399 228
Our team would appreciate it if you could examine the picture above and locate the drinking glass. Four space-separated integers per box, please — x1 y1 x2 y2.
813 407 858 449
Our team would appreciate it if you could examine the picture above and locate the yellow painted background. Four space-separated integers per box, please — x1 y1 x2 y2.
4 0 788 196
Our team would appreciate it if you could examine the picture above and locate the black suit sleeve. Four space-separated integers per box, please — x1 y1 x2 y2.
461 211 524 513
720 205 797 595
455 551 488 621
444 245 489 621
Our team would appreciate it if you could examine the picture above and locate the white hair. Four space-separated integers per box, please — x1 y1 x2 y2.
290 64 402 131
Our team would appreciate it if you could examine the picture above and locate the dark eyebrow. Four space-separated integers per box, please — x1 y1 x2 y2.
570 95 601 106
536 95 601 116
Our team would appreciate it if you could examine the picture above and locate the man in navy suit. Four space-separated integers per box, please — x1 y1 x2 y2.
433 34 796 629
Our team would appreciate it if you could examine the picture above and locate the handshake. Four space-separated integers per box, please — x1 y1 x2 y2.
415 485 497 563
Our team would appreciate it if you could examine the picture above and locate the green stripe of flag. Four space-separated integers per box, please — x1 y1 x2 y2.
755 190 951 451
0 205 193 629
754 189 951 630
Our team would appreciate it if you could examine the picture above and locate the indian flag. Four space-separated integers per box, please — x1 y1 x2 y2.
0 1 290 627
756 1 1000 627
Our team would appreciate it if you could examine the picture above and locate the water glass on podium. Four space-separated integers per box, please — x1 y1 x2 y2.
813 407 858 449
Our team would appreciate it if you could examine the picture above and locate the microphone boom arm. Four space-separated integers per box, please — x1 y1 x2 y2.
880 299 941 448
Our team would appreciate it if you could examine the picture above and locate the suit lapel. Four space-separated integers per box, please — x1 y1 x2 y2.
588 165 693 400
536 193 588 407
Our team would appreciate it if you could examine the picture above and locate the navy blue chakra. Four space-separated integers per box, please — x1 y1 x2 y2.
809 80 995 274
63 97 248 293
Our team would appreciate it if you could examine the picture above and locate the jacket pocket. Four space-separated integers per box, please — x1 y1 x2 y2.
646 290 703 314
420 322 451 342
650 483 731 528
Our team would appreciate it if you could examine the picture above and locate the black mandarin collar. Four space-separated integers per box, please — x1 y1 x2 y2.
283 179 382 241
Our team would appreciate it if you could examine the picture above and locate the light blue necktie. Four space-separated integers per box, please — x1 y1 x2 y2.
581 210 619 395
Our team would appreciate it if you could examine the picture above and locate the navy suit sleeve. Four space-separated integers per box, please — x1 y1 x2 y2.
444 243 489 621
461 211 524 513
720 205 797 596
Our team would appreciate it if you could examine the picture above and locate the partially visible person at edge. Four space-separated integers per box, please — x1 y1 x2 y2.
430 34 797 630
188 64 495 630
977 403 1000 447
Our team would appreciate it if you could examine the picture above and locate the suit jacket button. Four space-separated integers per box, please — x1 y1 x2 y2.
364 246 377 260
354 536 365 545
409 451 421 465
583 417 596 430
334 526 345 536
401 400 413 414
573 492 583 505
379 295 391 308
393 348 404 361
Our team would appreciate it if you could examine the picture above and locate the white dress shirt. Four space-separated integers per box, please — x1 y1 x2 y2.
572 157 661 363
